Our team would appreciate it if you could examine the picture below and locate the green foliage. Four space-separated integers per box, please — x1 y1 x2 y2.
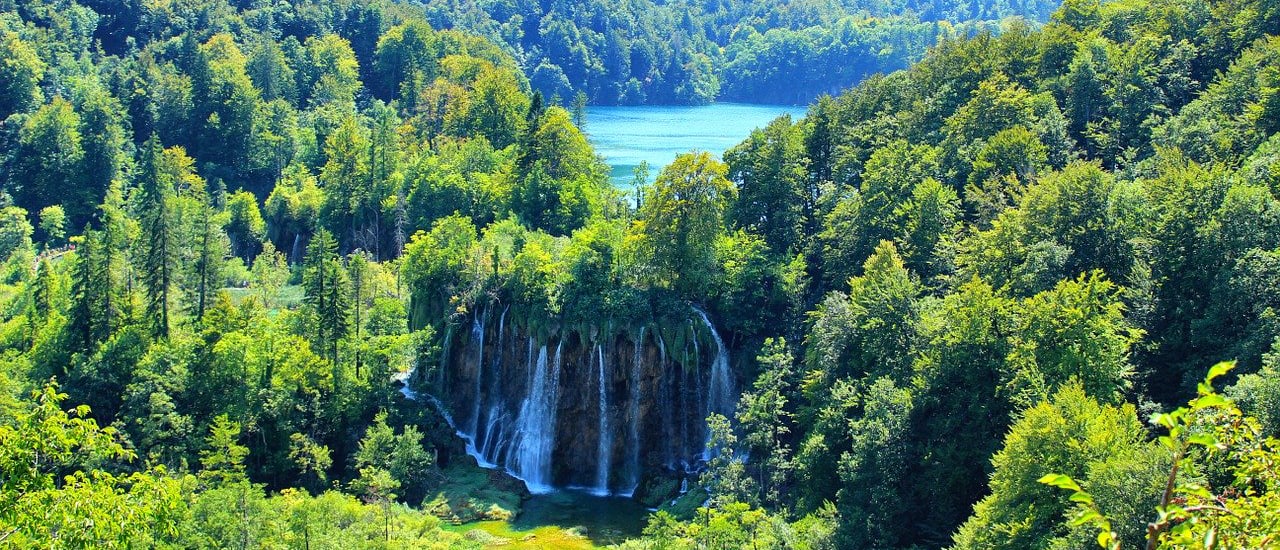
819 140 942 287
953 383 1164 550
137 136 179 339
37 205 65 247
354 411 434 504
420 0 1057 105
628 151 736 297
224 190 265 262
10 98 85 224
1007 271 1138 405
0 206 34 262
628 501 837 550
512 107 606 235
0 31 44 118
726 115 809 254
4 0 1280 545
302 229 349 364
200 414 250 485
807 241 921 383
1045 363 1280 549
734 338 795 508
402 215 477 329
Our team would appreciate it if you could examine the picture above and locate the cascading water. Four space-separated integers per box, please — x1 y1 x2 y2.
624 327 645 495
693 307 734 460
437 325 454 387
512 343 556 493
595 343 613 495
469 310 487 438
433 303 740 495
679 349 691 468
657 333 676 469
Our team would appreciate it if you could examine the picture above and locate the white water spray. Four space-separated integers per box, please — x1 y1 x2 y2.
692 307 734 460
625 327 645 495
513 343 557 493
595 343 613 495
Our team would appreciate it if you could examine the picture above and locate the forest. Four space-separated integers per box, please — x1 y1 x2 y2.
418 0 1064 104
2 0 1280 547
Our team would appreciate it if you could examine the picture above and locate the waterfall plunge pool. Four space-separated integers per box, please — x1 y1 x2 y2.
398 368 663 548
442 489 651 549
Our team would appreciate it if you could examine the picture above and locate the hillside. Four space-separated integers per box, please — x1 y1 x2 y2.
2 0 1280 547
417 0 1063 104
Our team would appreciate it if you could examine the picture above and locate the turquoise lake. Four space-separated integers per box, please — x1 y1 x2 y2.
584 103 808 189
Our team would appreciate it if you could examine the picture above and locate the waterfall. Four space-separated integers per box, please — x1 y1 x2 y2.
693 307 734 460
657 333 675 469
594 343 613 495
469 309 487 438
679 352 690 468
624 327 645 495
483 307 511 457
693 325 704 453
434 306 738 493
437 325 454 388
400 360 494 469
512 343 556 493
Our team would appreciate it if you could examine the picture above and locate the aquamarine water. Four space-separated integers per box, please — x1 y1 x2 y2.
584 103 808 188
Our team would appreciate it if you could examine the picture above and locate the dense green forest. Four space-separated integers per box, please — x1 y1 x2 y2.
3 0 1280 547
419 0 1063 104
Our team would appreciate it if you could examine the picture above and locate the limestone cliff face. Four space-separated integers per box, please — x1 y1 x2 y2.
428 303 736 495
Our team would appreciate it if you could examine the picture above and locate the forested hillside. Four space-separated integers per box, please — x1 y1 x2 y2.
621 0 1280 546
2 0 1280 547
0 0 614 545
418 0 1063 104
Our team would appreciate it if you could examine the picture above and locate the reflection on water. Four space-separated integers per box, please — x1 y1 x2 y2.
585 103 807 189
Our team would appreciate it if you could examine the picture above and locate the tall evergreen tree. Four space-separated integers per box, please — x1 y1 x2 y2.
68 228 100 353
303 229 349 366
138 135 177 339
191 199 224 323
347 250 371 379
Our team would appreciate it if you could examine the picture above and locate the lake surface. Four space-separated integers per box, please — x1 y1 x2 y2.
585 103 807 188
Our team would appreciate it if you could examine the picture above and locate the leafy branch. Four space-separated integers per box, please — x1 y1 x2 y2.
1039 362 1241 550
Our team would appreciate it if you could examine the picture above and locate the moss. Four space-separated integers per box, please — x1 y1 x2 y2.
424 465 525 524
463 528 511 545
633 473 680 509
659 484 708 521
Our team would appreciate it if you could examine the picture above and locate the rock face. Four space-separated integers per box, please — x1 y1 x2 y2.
426 303 736 495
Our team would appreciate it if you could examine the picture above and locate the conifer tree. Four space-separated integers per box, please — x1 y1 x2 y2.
303 229 349 365
68 228 99 352
26 258 55 349
348 250 371 379
191 200 223 322
138 135 177 339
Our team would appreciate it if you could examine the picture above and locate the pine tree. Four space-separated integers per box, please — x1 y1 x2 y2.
303 229 349 365
138 135 177 339
68 228 99 352
191 200 223 322
29 258 54 322
348 250 371 379
97 182 129 333
26 258 55 349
